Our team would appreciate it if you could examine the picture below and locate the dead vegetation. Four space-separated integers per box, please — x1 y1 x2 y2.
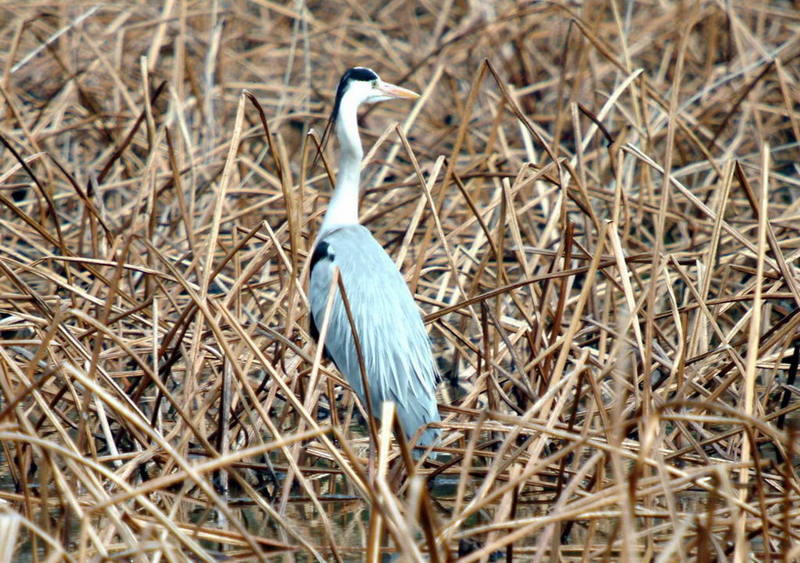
1 0 800 560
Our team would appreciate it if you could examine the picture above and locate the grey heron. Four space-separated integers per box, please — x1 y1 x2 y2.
309 67 441 452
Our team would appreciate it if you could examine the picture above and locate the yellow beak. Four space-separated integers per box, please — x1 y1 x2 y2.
377 82 420 100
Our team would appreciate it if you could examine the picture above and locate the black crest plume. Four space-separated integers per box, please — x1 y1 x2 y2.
313 67 378 171
330 67 378 122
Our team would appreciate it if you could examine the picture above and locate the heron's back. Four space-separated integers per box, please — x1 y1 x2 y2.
309 225 440 446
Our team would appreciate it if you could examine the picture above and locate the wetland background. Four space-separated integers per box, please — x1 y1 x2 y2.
1 0 800 560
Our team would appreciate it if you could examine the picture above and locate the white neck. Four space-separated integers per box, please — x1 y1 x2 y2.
319 99 363 235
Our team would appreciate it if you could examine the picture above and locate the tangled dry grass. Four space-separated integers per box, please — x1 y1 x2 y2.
1 0 800 560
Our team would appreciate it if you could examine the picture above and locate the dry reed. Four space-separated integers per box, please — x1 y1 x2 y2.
1 1 799 560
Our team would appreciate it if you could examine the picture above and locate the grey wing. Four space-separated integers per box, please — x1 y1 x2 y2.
308 226 440 444
307 241 333 359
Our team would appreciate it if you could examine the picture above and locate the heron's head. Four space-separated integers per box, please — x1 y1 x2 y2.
331 67 419 121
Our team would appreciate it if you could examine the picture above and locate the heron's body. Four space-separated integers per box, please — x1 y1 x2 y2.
310 226 440 445
309 67 440 448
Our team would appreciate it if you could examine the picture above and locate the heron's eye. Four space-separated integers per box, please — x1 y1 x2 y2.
372 80 378 87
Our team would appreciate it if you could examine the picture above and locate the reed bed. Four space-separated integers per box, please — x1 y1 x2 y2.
1 1 799 560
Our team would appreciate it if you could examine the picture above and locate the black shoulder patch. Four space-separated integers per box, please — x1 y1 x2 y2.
331 67 378 122
310 241 334 273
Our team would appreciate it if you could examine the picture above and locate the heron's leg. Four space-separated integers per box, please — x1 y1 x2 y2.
367 416 379 485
